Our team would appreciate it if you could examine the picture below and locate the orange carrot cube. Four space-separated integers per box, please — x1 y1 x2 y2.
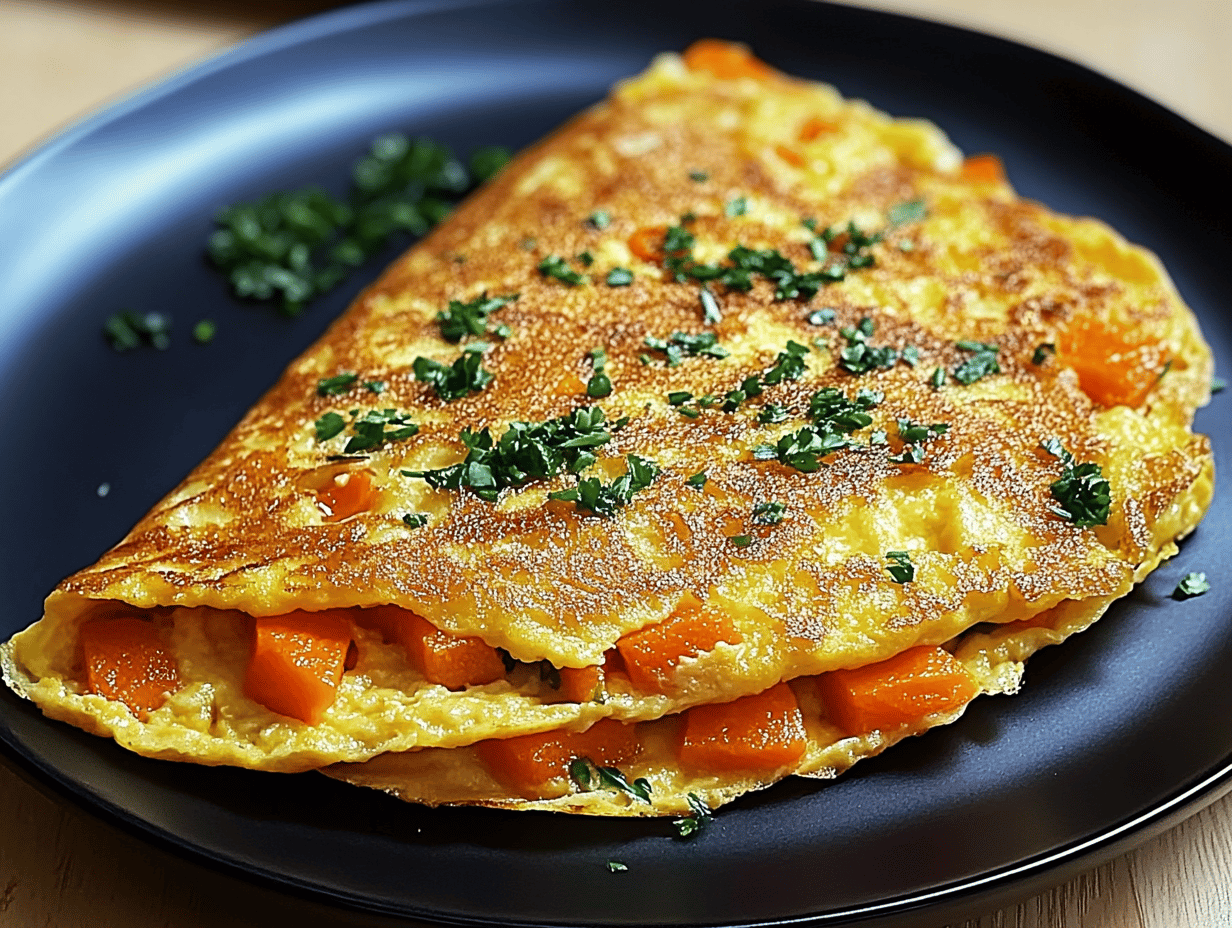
81 617 181 721
244 610 353 724
678 683 807 771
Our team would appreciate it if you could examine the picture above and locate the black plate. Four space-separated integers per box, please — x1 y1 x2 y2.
1 1 1230 925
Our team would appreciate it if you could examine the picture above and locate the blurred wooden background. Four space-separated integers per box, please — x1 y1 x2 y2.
1 1 1229 926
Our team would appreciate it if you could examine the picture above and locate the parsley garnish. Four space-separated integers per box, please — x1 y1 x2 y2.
436 292 518 342
1032 343 1055 365
807 308 836 326
413 348 494 401
951 341 1001 385
1039 438 1111 528
729 534 753 548
1212 376 1226 393
1174 572 1211 599
890 418 949 464
901 345 920 367
404 407 622 502
587 209 611 230
887 199 927 225
103 311 171 351
538 254 588 286
318 372 360 396
314 411 346 442
686 471 708 488
607 860 629 873
725 196 748 217
606 267 634 287
643 331 730 366
570 758 652 802
930 366 946 389
838 317 898 375
757 404 789 424
192 319 216 344
753 501 786 525
688 170 709 182
762 340 811 384
402 512 429 528
341 409 419 453
885 550 915 583
209 136 487 314
753 386 883 472
673 793 713 839
548 454 660 517
469 145 511 183
700 285 723 324
586 348 612 398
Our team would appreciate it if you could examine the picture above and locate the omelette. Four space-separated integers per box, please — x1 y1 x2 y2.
1 41 1213 815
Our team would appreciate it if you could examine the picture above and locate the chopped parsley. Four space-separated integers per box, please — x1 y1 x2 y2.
807 308 836 326
548 454 660 517
752 385 883 472
569 758 652 803
314 411 346 442
209 136 489 314
103 311 171 352
901 345 920 367
1032 342 1056 365
673 793 713 839
688 170 709 182
838 317 898 375
413 349 494 401
725 196 748 217
317 372 360 396
586 348 612 398
762 340 811 384
757 403 790 424
1174 572 1210 599
686 471 708 488
403 407 622 502
891 418 949 464
886 199 927 225
951 340 1001 385
1039 438 1111 528
930 366 946 389
537 254 588 286
586 209 611 230
316 408 419 453
700 285 723 324
729 534 753 547
436 292 518 342
885 550 915 583
644 331 730 366
753 501 786 525
192 319 216 344
401 512 429 528
605 267 634 287
607 860 629 873
1212 376 1226 393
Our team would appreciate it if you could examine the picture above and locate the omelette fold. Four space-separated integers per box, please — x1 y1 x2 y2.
2 41 1213 816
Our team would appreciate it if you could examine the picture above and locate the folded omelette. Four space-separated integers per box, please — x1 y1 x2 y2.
2 41 1213 816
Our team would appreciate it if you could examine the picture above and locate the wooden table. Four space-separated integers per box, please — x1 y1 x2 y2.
1 1 1229 925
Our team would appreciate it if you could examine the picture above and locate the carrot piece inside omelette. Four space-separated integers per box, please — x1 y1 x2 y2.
361 605 506 691
960 153 1005 184
678 683 807 772
1057 313 1171 408
682 38 775 81
616 593 742 694
474 718 641 798
316 469 377 522
244 611 353 724
817 646 979 737
81 617 181 721
557 664 604 703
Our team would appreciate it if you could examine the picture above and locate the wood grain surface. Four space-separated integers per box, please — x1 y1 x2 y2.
1 1 1229 925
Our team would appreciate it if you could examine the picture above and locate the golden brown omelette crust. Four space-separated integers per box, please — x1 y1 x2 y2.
3 47 1214 774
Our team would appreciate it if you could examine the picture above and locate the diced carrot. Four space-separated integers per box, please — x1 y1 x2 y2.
616 593 742 694
628 225 667 263
244 610 353 724
81 617 181 721
798 115 836 142
558 664 604 703
554 372 587 396
817 645 979 737
474 718 641 797
678 683 807 772
775 144 806 168
961 154 1005 184
362 605 505 690
682 39 775 81
1056 313 1169 408
317 469 377 522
